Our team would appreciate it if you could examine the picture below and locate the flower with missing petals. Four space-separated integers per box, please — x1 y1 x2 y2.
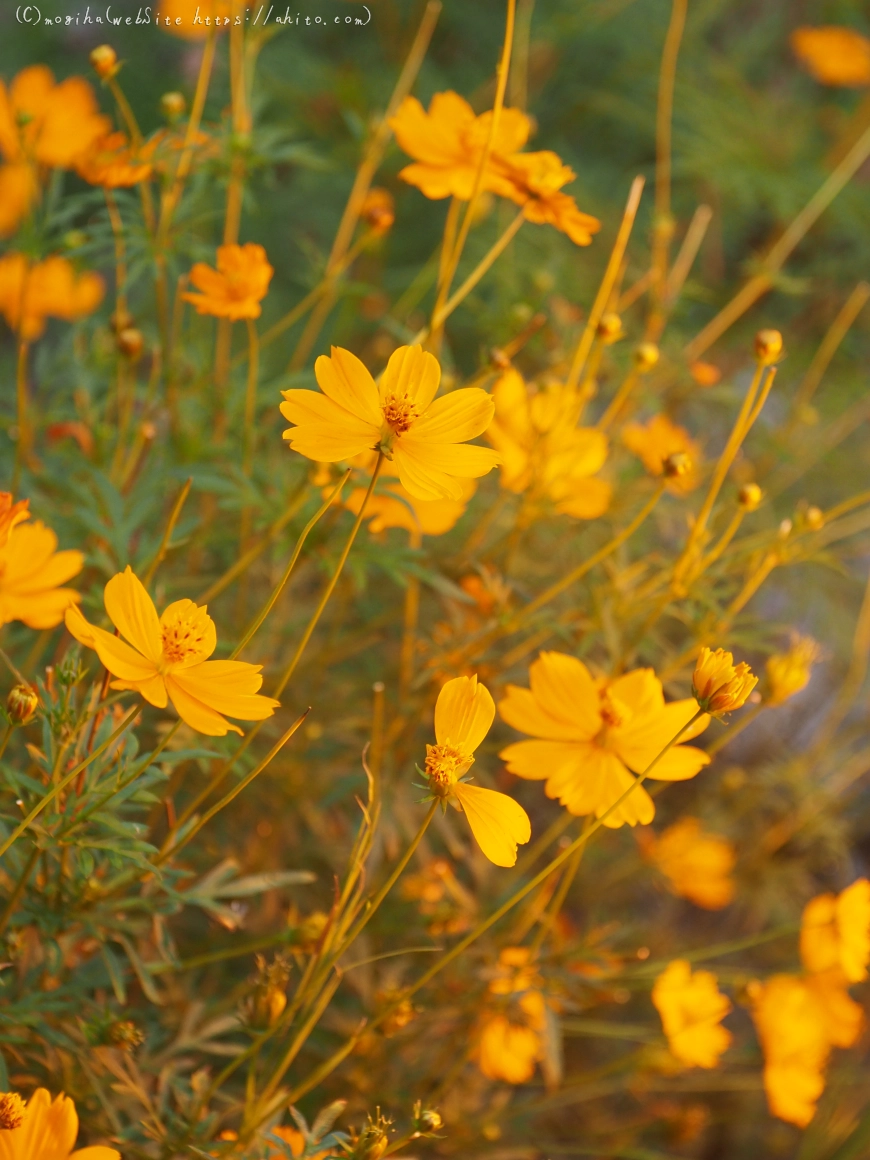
65 567 280 736
183 243 273 320
281 344 499 502
652 960 732 1068
424 675 531 867
692 647 758 715
0 1087 119 1158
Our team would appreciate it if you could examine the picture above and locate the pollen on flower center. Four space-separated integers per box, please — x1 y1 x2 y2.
382 393 420 435
0 1090 26 1130
161 621 208 665
425 742 470 792
599 688 631 729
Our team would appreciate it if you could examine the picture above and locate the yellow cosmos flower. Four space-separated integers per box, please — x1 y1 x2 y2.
765 635 822 706
693 647 758 715
281 344 500 502
649 816 735 910
0 493 29 547
477 948 547 1083
486 369 612 520
622 414 701 494
0 518 83 630
424 675 531 867
791 26 870 87
64 567 280 737
800 878 870 983
498 652 710 828
0 1087 119 1159
340 457 476 537
652 960 732 1069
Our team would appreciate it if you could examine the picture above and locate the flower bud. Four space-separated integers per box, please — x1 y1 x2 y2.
0 1092 26 1130
90 45 119 80
109 1019 145 1051
7 684 38 726
805 505 824 530
663 451 691 479
693 647 758 715
413 1102 443 1134
117 327 144 360
596 312 623 345
754 329 783 365
110 307 135 334
351 1112 392 1160
633 342 660 372
738 483 763 511
360 187 395 234
161 91 187 121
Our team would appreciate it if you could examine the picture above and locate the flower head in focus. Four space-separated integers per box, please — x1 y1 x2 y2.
499 652 710 828
652 960 732 1068
693 647 758 715
77 131 156 187
791 26 870 86
183 243 273 320
622 414 701 493
765 635 822 706
0 253 105 340
486 369 612 520
0 1086 119 1158
0 493 30 548
0 518 82 630
65 567 280 736
477 947 547 1083
800 879 870 983
281 344 500 502
423 675 531 867
648 817 735 910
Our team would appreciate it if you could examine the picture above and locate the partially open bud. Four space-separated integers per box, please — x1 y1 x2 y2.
596 312 623 345
738 483 763 511
351 1112 392 1160
663 451 691 479
360 187 395 234
633 342 660 373
109 1019 145 1052
117 327 144 361
693 647 758 715
90 45 119 80
754 329 783 365
161 91 187 121
7 684 38 726
805 505 824 530
413 1102 443 1134
0 1092 26 1130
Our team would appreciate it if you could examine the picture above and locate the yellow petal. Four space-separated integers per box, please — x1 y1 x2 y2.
65 604 159 684
3 586 80 629
316 346 383 427
615 697 709 775
454 782 531 867
553 477 612 520
411 387 494 442
72 1149 122 1159
434 674 494 751
104 566 162 663
530 652 602 737
499 738 581 780
169 661 280 720
164 674 244 736
380 344 441 410
644 745 711 782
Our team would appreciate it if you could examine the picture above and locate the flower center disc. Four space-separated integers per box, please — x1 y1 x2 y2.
425 742 468 792
382 393 419 435
161 621 208 665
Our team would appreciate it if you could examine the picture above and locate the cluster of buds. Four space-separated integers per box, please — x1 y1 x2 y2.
692 647 758 715
90 44 120 81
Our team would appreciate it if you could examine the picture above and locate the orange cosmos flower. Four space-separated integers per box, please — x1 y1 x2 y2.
0 163 37 238
496 149 601 246
486 368 611 519
791 26 870 87
0 254 105 340
693 647 758 716
800 879 870 983
477 948 547 1083
65 567 280 737
648 816 736 910
0 1087 119 1159
157 0 233 38
183 243 274 321
0 518 83 630
424 675 531 867
281 344 500 502
77 131 156 188
499 652 710 828
622 413 701 493
765 634 822 706
0 493 30 548
652 960 732 1068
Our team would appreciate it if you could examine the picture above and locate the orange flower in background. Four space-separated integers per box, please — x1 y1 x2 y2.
477 948 547 1083
689 360 721 387
360 187 396 233
791 26 870 87
0 493 30 548
652 960 732 1068
800 879 870 982
157 0 233 39
281 344 500 502
424 675 531 867
0 254 105 340
0 1087 119 1159
0 518 83 630
343 464 476 537
77 131 156 188
499 652 710 828
183 243 273 321
65 567 280 737
486 369 612 520
623 413 701 493
765 635 822 706
497 150 601 245
649 817 736 910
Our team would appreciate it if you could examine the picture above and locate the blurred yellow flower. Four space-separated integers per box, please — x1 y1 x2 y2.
477 948 547 1083
281 344 499 502
692 647 758 715
360 187 396 234
800 879 870 983
750 974 830 1127
77 131 156 188
622 414 701 493
497 150 601 245
649 817 735 910
0 1086 119 1158
486 369 612 520
0 163 36 238
0 493 30 548
0 518 83 630
65 567 280 737
157 0 233 38
765 635 821 706
183 243 273 321
0 253 104 340
341 458 476 536
499 652 710 828
425 675 531 867
652 960 731 1068
791 26 870 87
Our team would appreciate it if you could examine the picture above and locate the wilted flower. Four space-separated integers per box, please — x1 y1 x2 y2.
652 960 732 1068
622 414 701 493
791 26 870 87
183 242 273 320
692 647 758 715
425 675 531 867
281 344 499 502
0 1087 119 1158
0 517 83 630
649 817 735 910
499 652 710 828
765 635 821 706
65 566 280 736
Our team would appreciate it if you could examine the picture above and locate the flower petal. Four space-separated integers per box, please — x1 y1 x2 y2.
500 738 582 780
412 387 495 443
104 567 162 663
65 604 160 684
615 698 709 774
434 674 494 751
164 674 244 736
645 745 711 782
315 346 383 427
453 782 531 867
381 344 441 410
169 660 280 720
